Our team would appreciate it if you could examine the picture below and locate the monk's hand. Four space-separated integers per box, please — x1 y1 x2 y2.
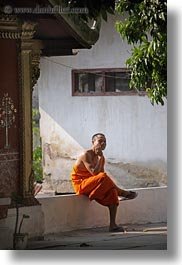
97 150 103 157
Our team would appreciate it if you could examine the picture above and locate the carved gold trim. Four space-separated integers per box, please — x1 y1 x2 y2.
21 21 37 40
0 15 21 39
0 93 17 149
0 15 37 40
20 30 39 198
17 21 41 198
20 47 33 197
0 31 21 39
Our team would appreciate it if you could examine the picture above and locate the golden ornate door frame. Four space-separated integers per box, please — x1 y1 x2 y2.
0 15 41 202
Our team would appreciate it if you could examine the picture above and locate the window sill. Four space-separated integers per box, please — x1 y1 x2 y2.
72 92 147 97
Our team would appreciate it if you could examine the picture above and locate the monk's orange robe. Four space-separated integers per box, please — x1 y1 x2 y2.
71 163 119 206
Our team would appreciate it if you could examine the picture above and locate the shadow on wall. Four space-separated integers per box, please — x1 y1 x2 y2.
36 106 167 194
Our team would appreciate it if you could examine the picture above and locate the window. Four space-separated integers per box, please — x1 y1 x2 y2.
72 68 145 96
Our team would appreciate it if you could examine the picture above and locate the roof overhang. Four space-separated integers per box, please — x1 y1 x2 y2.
0 0 101 56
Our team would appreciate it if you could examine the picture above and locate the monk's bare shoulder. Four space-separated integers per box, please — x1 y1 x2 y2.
76 150 92 166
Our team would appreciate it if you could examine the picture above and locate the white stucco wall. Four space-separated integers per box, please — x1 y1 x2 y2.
37 14 167 192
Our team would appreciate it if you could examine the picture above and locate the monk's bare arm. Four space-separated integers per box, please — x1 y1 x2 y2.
81 152 105 175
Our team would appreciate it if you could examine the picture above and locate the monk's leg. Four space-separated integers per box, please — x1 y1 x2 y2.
80 173 115 199
108 204 125 232
108 204 117 229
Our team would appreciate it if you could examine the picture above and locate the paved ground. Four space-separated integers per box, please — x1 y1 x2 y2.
27 222 167 250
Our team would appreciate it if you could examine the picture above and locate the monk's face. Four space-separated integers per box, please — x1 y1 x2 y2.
92 135 106 154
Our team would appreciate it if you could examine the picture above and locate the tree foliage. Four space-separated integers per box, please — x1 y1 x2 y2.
115 0 167 105
32 109 43 183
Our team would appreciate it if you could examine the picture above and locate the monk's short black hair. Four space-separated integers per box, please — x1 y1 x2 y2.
92 133 105 141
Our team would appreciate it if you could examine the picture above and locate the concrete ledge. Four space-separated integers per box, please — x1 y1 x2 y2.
38 186 167 235
0 187 167 249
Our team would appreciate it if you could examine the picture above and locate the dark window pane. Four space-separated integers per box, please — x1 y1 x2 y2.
87 73 103 93
94 73 103 92
75 72 104 93
88 73 95 92
105 72 131 92
74 73 89 92
105 72 115 92
74 73 79 92
115 72 131 92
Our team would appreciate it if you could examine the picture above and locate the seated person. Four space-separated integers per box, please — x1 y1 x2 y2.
70 133 137 232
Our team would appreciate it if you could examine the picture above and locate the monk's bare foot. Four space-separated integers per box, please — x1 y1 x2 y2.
109 226 125 232
117 189 129 197
125 191 138 199
119 190 138 201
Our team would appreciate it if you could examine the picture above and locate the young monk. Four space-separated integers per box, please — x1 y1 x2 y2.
71 133 137 232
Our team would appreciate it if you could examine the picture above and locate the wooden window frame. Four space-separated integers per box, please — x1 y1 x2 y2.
72 68 147 96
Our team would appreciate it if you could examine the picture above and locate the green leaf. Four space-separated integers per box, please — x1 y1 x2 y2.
101 9 107 21
116 0 167 105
